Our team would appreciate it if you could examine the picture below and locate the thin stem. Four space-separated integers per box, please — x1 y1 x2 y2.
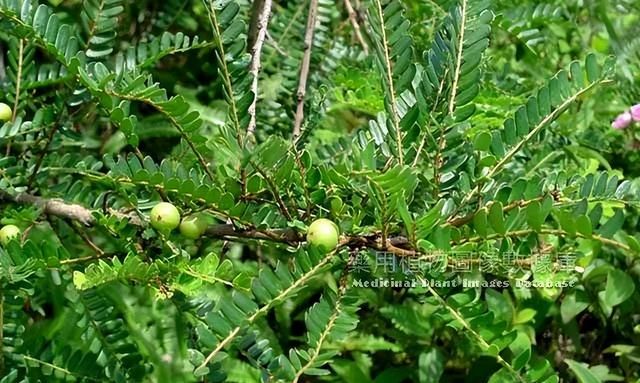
411 134 428 167
247 0 272 136
203 0 243 145
27 122 59 190
429 78 448 196
5 38 24 156
292 145 313 219
106 90 216 182
372 0 404 165
448 0 467 115
184 267 234 287
343 0 368 54
250 160 295 221
60 253 114 265
68 221 106 257
85 0 107 47
457 228 631 252
292 0 319 140
20 355 100 381
11 39 23 121
263 2 306 67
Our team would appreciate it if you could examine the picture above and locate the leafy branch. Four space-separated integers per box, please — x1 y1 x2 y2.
458 54 615 208
195 248 338 373
369 0 404 165
456 228 632 253
202 0 245 143
422 281 527 383
291 255 358 381
448 0 468 116
101 88 216 182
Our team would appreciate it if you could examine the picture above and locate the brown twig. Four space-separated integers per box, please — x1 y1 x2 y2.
292 146 313 219
204 224 300 243
2 192 634 263
26 123 59 190
250 160 294 221
344 0 369 55
7 193 96 226
292 0 319 141
265 31 287 56
343 0 368 54
68 221 106 257
0 190 299 242
247 0 272 137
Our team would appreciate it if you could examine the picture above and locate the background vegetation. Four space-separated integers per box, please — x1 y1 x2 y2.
1 0 640 382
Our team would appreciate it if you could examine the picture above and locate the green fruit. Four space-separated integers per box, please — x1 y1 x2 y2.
150 202 180 232
306 218 340 253
0 225 21 245
195 214 208 232
0 103 11 122
180 215 206 239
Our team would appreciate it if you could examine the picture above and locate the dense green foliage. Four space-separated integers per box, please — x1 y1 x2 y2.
1 0 640 382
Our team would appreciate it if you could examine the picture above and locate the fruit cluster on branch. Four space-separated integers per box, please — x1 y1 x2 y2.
0 191 417 256
1 190 633 265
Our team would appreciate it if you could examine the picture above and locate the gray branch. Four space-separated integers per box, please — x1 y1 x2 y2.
292 0 320 140
247 0 273 136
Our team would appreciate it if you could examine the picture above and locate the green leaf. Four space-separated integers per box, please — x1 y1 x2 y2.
514 308 537 325
232 273 251 291
510 332 531 370
575 215 592 237
555 210 576 236
418 348 444 383
597 210 624 238
561 289 590 323
332 360 372 383
565 360 602 383
604 269 635 307
526 202 543 231
488 202 506 235
474 208 489 237
474 131 492 151
585 53 601 83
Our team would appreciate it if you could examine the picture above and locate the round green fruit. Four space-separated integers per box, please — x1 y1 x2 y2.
150 202 180 232
0 103 12 122
306 218 340 253
179 215 206 239
0 224 21 245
